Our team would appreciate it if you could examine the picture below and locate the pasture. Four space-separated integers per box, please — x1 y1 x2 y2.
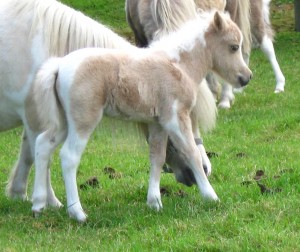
0 0 299 251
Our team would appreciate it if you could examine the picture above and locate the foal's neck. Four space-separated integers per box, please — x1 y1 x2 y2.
174 39 211 85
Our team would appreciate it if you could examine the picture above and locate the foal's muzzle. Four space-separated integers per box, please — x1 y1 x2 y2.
238 73 252 87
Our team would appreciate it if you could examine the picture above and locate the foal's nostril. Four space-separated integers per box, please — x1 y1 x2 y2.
238 76 250 87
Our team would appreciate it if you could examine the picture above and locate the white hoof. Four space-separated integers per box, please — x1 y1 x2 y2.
218 100 231 109
202 188 219 202
147 196 163 211
68 203 87 222
274 88 284 93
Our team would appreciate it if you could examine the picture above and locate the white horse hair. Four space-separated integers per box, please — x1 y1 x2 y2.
126 0 285 109
31 11 252 222
0 0 214 202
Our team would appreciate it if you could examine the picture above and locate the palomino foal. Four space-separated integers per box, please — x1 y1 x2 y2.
31 11 252 222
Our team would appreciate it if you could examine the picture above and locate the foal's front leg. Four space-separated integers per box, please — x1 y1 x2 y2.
166 112 218 201
147 124 168 211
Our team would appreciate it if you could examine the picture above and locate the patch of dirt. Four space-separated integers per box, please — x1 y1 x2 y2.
241 168 293 195
80 176 100 190
103 166 123 179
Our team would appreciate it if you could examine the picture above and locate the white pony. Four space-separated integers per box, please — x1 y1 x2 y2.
31 11 252 222
0 0 215 202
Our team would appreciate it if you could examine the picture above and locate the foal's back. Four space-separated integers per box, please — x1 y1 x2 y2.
57 48 196 129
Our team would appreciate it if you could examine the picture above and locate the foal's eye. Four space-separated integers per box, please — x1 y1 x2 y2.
230 45 239 52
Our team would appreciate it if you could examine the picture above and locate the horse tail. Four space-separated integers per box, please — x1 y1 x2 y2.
236 0 251 59
152 0 197 39
262 0 274 40
33 58 65 132
193 79 217 132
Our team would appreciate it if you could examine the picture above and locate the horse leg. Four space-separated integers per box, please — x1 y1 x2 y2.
190 112 211 176
206 72 220 101
218 82 235 109
260 35 285 93
6 130 33 200
32 129 66 216
146 124 168 211
165 111 218 200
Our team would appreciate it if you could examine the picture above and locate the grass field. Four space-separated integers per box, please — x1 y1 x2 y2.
0 0 300 251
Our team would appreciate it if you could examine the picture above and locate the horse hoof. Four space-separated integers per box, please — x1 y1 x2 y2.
218 101 231 109
68 204 87 222
147 197 163 211
274 88 284 93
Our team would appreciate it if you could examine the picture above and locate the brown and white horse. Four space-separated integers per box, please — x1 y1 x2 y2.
126 0 285 109
30 11 252 222
0 0 213 203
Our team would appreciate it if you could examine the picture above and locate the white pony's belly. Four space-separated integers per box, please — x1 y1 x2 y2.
0 5 47 132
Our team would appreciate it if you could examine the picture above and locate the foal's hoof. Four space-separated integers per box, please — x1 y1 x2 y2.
68 204 87 222
147 197 163 211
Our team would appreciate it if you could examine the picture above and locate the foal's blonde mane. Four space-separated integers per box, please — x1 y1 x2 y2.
21 0 133 56
150 11 225 56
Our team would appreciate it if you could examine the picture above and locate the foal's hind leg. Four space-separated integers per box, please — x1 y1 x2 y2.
32 129 66 215
6 130 33 200
146 124 168 211
260 36 285 92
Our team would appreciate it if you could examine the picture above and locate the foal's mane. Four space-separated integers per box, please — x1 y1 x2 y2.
20 0 133 56
150 11 216 56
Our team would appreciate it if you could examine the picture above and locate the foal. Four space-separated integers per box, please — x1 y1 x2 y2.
31 11 252 222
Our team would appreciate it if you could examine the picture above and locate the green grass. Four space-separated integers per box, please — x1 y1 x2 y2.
1 0 300 251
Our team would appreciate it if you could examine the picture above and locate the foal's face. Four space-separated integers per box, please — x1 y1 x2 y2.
206 12 252 88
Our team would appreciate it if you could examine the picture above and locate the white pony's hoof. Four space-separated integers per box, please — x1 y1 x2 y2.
68 203 87 222
274 88 284 93
147 196 163 211
218 100 231 109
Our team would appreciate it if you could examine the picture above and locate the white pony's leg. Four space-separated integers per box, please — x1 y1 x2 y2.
218 83 235 109
146 124 168 211
260 35 285 92
165 111 218 201
6 130 33 200
60 131 90 222
32 130 66 215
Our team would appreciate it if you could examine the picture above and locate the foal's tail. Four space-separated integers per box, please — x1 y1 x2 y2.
33 58 65 132
193 79 217 133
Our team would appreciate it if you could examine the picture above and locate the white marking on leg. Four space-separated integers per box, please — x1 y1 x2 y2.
219 83 234 109
60 131 89 222
261 36 285 92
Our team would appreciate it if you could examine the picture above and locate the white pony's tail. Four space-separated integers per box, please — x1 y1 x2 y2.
193 79 217 133
237 0 251 57
262 0 274 40
152 0 197 39
33 58 64 132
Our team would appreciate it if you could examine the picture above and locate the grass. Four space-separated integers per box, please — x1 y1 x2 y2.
1 0 300 251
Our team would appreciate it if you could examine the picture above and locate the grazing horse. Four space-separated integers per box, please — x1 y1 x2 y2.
126 0 285 109
31 11 252 222
0 0 214 203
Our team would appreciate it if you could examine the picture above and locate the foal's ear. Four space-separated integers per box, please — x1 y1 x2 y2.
213 11 225 31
